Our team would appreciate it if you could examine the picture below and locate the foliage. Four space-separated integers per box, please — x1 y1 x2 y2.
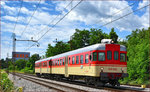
122 27 150 85
15 59 27 70
0 72 14 92
70 29 90 49
29 54 40 70
109 28 118 43
46 28 118 57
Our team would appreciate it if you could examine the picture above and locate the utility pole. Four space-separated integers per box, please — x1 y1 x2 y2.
12 33 16 81
12 33 39 81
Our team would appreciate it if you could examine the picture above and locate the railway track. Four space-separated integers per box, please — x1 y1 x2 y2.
10 73 146 92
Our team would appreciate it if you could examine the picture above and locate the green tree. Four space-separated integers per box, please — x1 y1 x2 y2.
29 54 40 70
126 27 149 84
109 28 118 43
15 59 27 70
70 29 90 49
46 44 55 57
89 28 104 45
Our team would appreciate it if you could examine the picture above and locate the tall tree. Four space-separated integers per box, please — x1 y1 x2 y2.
109 28 118 43
89 28 105 45
126 27 149 84
70 29 90 49
29 54 40 70
46 44 55 57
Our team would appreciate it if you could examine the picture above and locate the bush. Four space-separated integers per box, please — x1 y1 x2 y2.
0 73 14 92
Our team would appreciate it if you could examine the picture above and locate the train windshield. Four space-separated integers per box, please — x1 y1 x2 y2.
98 52 105 61
120 53 126 62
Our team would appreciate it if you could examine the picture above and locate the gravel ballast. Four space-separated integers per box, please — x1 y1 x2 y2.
8 73 57 92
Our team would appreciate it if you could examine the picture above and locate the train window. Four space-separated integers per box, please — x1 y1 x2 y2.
85 54 89 63
98 52 105 61
107 51 112 60
69 57 70 64
55 60 57 65
114 51 119 60
63 59 65 65
120 53 126 62
76 56 79 64
58 60 60 65
93 52 97 61
72 56 75 64
60 59 62 65
80 55 83 64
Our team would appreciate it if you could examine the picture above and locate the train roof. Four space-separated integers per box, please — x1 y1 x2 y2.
35 43 126 63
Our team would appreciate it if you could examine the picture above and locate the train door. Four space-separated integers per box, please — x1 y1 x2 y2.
49 60 52 74
65 56 69 77
47 60 49 73
40 62 42 74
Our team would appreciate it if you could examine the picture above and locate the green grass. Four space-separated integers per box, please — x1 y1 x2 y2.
0 72 14 92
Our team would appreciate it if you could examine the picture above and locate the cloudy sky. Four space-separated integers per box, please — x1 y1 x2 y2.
1 0 149 59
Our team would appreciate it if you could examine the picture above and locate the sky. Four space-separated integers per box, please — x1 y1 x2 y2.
1 0 149 59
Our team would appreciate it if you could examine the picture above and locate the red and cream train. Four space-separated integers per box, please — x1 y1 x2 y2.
35 39 128 86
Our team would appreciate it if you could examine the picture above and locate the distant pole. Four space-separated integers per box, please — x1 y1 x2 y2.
12 33 16 80
7 53 9 73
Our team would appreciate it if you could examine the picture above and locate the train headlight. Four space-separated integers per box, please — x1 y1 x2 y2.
101 68 104 72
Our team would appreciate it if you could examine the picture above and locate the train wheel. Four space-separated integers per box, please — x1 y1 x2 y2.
116 81 120 86
110 81 116 86
94 82 99 87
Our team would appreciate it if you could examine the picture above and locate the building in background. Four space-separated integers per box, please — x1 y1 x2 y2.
12 52 30 61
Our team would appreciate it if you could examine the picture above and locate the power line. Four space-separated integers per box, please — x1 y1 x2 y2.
20 0 41 37
33 0 73 38
25 0 83 51
12 0 23 34
112 1 138 17
37 0 82 41
94 1 138 25
98 4 150 29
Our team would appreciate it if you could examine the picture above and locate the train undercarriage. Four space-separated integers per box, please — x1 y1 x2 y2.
36 72 128 87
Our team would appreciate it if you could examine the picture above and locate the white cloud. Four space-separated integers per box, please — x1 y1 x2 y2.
1 0 149 59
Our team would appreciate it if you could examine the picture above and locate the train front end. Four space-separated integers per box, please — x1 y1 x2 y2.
93 39 128 86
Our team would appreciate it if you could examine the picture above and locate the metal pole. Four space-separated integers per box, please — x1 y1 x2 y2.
12 33 16 80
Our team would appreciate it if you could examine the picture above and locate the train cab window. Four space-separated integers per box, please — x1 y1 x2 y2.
114 51 119 60
98 52 105 61
85 54 89 63
76 56 79 64
63 59 65 65
107 51 112 60
80 55 83 64
72 56 75 64
120 53 126 62
93 52 97 61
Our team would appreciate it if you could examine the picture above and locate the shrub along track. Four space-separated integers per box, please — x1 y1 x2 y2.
10 72 145 92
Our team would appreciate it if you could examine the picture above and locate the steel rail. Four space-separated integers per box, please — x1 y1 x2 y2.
11 72 144 92
13 73 86 92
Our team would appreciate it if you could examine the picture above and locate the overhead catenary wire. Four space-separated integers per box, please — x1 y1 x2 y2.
33 0 74 38
25 0 83 51
98 4 150 29
112 1 138 17
12 0 23 34
20 0 41 38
